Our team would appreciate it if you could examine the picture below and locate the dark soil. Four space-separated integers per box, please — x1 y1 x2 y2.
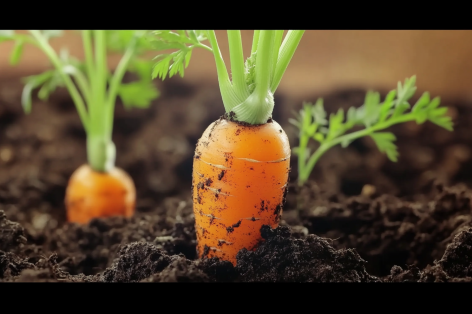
1 77 472 282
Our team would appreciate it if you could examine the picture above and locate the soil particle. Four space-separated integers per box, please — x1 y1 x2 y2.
235 225 380 282
232 220 242 228
205 178 213 186
101 242 171 282
0 251 34 280
0 210 27 252
142 255 210 282
202 245 210 257
198 257 237 282
218 170 225 180
437 227 472 278
274 204 282 216
386 228 472 282
298 181 472 276
226 111 237 122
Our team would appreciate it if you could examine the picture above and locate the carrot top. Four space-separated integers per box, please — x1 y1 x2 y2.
290 76 454 185
150 30 305 124
0 30 159 172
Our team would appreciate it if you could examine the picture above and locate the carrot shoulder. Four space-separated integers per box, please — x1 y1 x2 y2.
65 164 136 224
193 118 290 264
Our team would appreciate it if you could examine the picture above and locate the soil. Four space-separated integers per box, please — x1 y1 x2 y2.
1 77 472 282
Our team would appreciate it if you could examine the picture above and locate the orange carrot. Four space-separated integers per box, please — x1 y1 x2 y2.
193 119 290 264
65 164 136 224
151 30 304 264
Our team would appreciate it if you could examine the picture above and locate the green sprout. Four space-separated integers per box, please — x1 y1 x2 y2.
0 30 158 172
290 76 454 185
149 30 304 125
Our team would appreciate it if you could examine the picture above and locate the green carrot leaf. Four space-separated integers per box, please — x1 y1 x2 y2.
149 30 209 80
117 81 159 109
378 90 397 122
9 39 24 65
20 71 57 113
128 58 154 82
370 132 399 162
312 99 328 125
361 90 381 127
327 108 345 140
293 75 454 185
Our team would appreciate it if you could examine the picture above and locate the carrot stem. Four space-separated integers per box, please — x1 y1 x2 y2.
206 30 241 112
299 113 416 183
251 30 260 55
82 30 95 90
227 30 249 101
270 30 304 93
29 30 90 132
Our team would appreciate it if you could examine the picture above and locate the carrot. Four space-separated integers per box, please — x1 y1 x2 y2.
3 30 158 224
65 164 136 224
193 119 290 263
151 30 304 264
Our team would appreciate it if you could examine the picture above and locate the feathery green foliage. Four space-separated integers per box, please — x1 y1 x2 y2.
0 30 158 172
150 30 304 124
291 76 454 185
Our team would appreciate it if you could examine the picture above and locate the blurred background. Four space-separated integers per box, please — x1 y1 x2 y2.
3 30 472 279
2 30 472 99
1 30 472 225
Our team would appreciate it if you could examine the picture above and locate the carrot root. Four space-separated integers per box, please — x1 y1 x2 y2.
192 118 290 265
65 164 136 224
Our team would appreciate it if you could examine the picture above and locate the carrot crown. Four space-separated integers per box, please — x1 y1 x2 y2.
0 30 159 172
151 30 305 124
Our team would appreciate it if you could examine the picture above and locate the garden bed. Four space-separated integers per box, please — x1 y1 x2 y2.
1 78 472 282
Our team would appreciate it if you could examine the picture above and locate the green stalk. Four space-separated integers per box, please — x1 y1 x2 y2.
107 39 137 108
271 30 304 93
251 30 260 54
107 36 138 127
254 31 275 97
231 31 276 124
29 30 89 132
298 131 309 183
86 30 115 173
271 31 285 84
227 30 249 100
206 30 241 112
92 30 108 121
62 65 92 105
299 113 415 184
82 30 95 86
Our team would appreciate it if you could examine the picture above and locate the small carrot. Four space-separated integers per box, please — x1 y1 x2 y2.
3 30 158 223
65 164 135 224
151 30 304 264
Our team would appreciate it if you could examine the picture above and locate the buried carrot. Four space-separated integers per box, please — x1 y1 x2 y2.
151 30 304 264
193 119 290 261
1 30 158 223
